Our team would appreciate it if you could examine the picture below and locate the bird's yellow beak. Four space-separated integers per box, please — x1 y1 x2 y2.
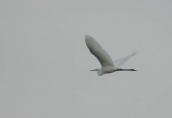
90 69 97 71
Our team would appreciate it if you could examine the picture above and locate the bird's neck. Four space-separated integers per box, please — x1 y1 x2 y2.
97 69 104 76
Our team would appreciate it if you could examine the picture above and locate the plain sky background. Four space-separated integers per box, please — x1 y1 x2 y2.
1 0 172 118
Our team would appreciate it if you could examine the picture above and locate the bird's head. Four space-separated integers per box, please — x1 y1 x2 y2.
90 69 99 71
90 69 103 76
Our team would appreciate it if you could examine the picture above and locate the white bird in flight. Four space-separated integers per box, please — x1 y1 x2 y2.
85 35 137 76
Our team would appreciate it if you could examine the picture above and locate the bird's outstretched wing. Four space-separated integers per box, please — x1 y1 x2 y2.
114 52 136 67
85 35 114 67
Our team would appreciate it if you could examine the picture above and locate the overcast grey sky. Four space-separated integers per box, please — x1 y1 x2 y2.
1 0 172 118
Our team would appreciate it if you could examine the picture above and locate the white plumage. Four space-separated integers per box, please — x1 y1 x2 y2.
85 35 137 76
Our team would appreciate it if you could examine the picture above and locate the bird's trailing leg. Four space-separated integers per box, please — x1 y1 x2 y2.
116 68 137 71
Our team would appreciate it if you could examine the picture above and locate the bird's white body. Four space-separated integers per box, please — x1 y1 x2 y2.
85 35 136 76
98 66 117 76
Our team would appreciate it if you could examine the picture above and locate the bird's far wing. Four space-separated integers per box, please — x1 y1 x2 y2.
114 52 136 67
85 35 114 67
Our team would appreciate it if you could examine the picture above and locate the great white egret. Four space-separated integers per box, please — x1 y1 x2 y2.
85 35 137 76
